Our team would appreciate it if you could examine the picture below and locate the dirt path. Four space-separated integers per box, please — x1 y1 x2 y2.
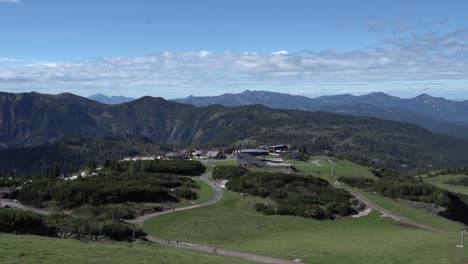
346 188 445 233
0 199 51 216
144 236 297 264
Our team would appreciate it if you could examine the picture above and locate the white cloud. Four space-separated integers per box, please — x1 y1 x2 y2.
271 50 289 55
0 58 18 62
0 0 21 3
1 28 468 97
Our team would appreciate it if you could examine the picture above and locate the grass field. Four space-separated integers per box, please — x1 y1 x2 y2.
292 156 376 181
208 159 237 167
0 233 254 264
424 174 468 195
193 178 216 204
144 159 468 263
144 190 468 264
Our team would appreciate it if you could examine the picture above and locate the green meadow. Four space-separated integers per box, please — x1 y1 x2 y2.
144 190 467 264
145 159 468 264
0 233 254 264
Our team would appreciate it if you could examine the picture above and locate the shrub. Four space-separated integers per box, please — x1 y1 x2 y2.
212 166 248 180
226 171 357 220
173 187 197 200
337 176 375 189
0 209 45 233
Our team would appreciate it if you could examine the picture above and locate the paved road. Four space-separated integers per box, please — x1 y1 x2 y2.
124 171 223 225
0 199 51 216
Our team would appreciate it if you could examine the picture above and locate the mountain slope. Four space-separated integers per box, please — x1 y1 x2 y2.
88 93 135 104
0 135 161 175
176 90 468 139
2 92 468 170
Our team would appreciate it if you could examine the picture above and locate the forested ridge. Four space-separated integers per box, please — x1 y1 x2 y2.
2 91 468 170
0 135 162 175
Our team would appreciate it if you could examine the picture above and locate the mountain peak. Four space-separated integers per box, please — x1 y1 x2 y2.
415 93 434 99
240 89 254 95
367 92 390 97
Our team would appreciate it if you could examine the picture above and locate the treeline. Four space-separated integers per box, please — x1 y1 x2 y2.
0 209 46 234
19 172 196 208
436 166 468 176
216 168 360 220
0 177 21 187
47 214 144 241
0 135 162 176
212 166 248 180
445 177 468 187
109 159 205 176
0 209 144 241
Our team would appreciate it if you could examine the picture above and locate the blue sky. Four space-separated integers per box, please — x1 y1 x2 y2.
1 0 468 99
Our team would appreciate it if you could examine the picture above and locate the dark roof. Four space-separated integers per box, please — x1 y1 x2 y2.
236 153 266 167
165 152 187 157
240 149 269 156
270 145 288 149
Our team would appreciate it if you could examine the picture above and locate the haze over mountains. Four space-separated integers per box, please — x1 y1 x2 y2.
88 93 135 104
175 90 468 139
2 91 468 171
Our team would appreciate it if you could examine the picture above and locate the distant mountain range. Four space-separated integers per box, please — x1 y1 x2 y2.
2 91 468 170
88 93 134 104
175 90 468 139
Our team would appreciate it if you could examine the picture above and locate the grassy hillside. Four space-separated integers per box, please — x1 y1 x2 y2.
0 233 253 264
145 160 467 263
425 174 468 195
144 191 467 264
292 156 376 181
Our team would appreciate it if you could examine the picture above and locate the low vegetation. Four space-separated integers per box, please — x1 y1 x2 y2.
0 209 45 235
2 160 207 241
18 160 204 208
213 166 361 220
337 176 375 189
212 166 248 180
113 159 205 176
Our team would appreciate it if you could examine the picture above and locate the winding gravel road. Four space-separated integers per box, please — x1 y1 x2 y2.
124 171 223 225
125 171 298 264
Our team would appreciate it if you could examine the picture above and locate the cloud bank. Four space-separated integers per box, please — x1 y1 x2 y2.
1 29 468 97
